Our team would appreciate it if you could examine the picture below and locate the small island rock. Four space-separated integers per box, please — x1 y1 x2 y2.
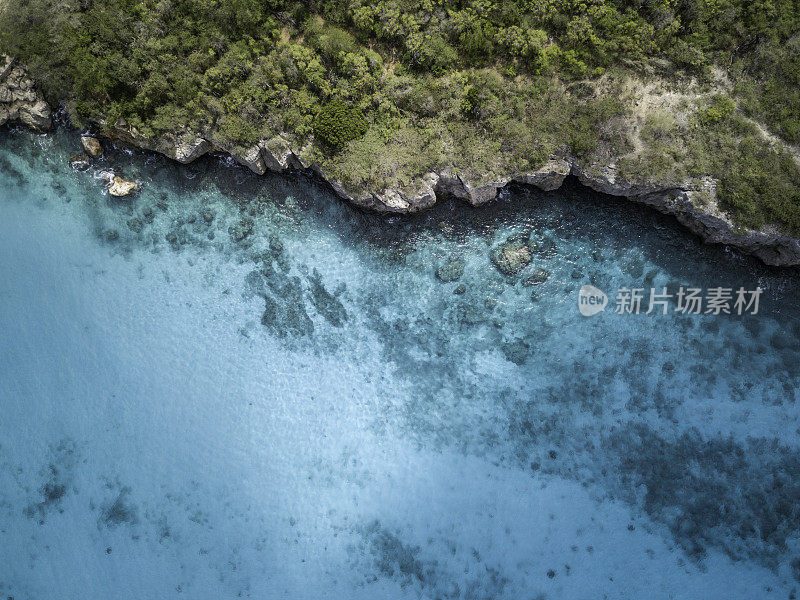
107 175 139 197
81 136 103 158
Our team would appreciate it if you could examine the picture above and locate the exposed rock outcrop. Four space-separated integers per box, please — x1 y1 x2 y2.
368 172 439 213
432 159 571 207
261 136 294 171
513 158 573 192
108 176 139 197
0 56 51 131
434 171 506 207
81 136 103 158
102 123 212 164
100 172 139 197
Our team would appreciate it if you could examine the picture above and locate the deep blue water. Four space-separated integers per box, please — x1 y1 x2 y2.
2 126 800 599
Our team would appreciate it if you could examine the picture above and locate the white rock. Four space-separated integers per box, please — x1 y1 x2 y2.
107 175 139 197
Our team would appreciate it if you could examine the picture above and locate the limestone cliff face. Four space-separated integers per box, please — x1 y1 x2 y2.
0 56 51 131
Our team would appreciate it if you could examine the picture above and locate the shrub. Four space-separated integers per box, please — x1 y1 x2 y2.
667 39 707 72
313 98 369 151
305 17 358 66
461 84 497 120
696 95 736 128
560 49 587 78
407 33 458 74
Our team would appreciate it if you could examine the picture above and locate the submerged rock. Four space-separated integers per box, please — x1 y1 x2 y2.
644 268 658 287
770 331 797 351
457 302 488 325
435 258 465 282
269 234 284 256
490 234 532 275
501 338 530 365
126 218 143 233
99 487 138 528
229 218 254 242
524 268 550 286
257 262 315 337
528 234 557 257
81 136 103 158
275 252 291 273
625 255 645 279
69 153 91 171
261 288 314 338
307 269 347 327
244 270 267 298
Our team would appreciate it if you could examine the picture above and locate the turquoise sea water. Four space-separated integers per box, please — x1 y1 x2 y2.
2 126 800 599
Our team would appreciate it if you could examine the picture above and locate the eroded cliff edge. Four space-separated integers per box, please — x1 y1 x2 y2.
3 58 799 267
0 55 50 131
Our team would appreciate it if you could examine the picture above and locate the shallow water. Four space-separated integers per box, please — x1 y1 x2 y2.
1 126 800 599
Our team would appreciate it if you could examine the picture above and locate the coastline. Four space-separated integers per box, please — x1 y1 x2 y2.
4 51 800 600
3 57 800 267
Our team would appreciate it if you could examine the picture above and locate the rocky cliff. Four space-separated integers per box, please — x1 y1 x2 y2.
0 56 50 131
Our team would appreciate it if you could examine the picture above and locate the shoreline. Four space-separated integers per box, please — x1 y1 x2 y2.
2 57 800 267
83 121 800 268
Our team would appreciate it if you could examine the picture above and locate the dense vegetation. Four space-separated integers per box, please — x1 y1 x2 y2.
314 98 369 150
1 0 799 231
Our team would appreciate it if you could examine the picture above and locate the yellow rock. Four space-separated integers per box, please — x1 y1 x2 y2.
81 136 103 158
107 175 139 197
